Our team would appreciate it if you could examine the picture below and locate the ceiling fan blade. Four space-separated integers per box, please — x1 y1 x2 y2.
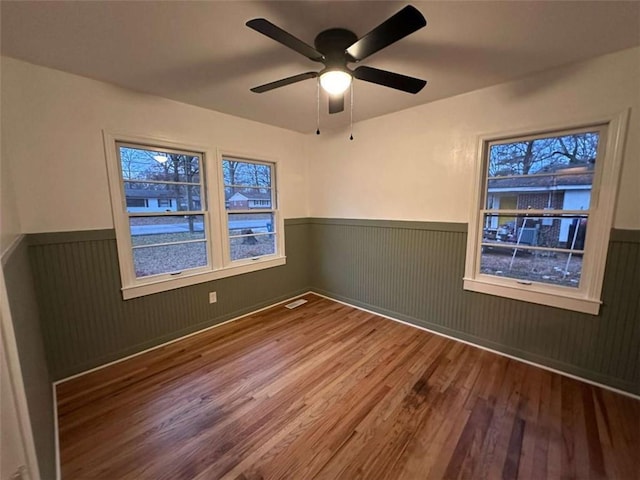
246 18 325 62
329 94 344 114
346 5 426 62
354 66 426 94
250 72 318 93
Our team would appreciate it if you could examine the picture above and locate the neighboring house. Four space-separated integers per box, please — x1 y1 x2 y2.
486 164 593 248
124 188 201 213
226 190 272 210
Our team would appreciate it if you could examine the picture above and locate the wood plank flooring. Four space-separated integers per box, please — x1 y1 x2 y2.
57 294 640 479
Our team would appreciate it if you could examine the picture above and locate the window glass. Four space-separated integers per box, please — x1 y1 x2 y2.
118 143 207 279
222 158 277 262
133 242 207 277
479 130 598 288
120 147 201 183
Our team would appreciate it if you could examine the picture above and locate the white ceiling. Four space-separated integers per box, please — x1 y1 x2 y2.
2 1 639 133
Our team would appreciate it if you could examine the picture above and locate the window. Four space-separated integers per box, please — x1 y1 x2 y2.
464 112 628 315
126 198 149 208
104 133 286 299
222 157 277 261
118 142 209 279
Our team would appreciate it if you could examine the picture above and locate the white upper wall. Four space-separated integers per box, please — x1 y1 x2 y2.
2 47 639 235
308 47 640 230
0 57 310 234
0 147 21 253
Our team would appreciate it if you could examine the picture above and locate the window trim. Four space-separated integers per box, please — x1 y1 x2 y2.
463 110 629 315
103 132 286 300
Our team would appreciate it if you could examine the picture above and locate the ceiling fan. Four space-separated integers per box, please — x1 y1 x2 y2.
246 5 427 114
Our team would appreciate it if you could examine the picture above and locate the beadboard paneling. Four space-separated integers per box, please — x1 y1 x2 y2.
308 218 639 395
29 220 310 380
26 217 640 394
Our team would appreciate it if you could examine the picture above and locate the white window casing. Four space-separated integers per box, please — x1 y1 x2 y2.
463 110 629 315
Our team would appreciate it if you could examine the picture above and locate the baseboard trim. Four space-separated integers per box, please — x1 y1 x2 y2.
310 290 640 400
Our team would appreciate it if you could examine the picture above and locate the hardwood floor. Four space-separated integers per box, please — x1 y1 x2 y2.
57 294 639 479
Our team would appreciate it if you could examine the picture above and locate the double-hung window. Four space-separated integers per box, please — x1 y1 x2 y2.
104 133 286 299
116 142 209 279
464 112 628 315
222 156 279 262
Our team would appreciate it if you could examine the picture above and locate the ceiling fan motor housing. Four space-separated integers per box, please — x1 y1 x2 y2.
314 28 358 68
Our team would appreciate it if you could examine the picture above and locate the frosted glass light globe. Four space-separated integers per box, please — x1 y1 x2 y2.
319 70 352 95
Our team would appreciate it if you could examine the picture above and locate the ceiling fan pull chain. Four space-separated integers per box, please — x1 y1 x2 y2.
349 82 354 141
316 78 321 135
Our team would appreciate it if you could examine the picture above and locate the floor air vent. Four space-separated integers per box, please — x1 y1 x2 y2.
285 299 308 309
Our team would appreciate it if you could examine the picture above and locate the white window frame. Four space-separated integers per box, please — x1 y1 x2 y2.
463 110 629 315
217 152 285 268
103 132 286 299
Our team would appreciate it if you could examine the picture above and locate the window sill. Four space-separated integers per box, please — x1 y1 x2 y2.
463 277 601 315
121 256 286 300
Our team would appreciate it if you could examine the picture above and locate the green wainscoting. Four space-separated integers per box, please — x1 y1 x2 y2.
25 218 639 394
308 218 639 395
29 220 310 380
3 237 56 479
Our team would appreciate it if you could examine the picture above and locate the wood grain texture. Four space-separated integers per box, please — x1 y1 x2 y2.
57 294 640 480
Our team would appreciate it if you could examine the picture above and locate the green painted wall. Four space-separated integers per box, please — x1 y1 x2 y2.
25 218 639 395
308 218 639 395
2 238 56 480
28 220 310 380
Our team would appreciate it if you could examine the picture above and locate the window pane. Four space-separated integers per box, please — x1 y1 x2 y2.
125 182 202 212
130 215 205 247
133 242 207 277
482 214 588 250
225 187 273 211
480 244 582 288
119 146 201 183
228 213 275 261
487 132 598 210
222 159 272 188
228 213 274 236
229 234 275 261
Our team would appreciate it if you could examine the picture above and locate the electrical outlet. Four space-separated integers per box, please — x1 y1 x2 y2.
209 291 217 304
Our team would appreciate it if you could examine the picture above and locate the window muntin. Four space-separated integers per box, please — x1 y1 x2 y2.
222 158 278 262
117 143 208 279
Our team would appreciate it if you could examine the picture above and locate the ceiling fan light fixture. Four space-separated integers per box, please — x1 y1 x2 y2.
153 155 169 164
319 69 352 95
